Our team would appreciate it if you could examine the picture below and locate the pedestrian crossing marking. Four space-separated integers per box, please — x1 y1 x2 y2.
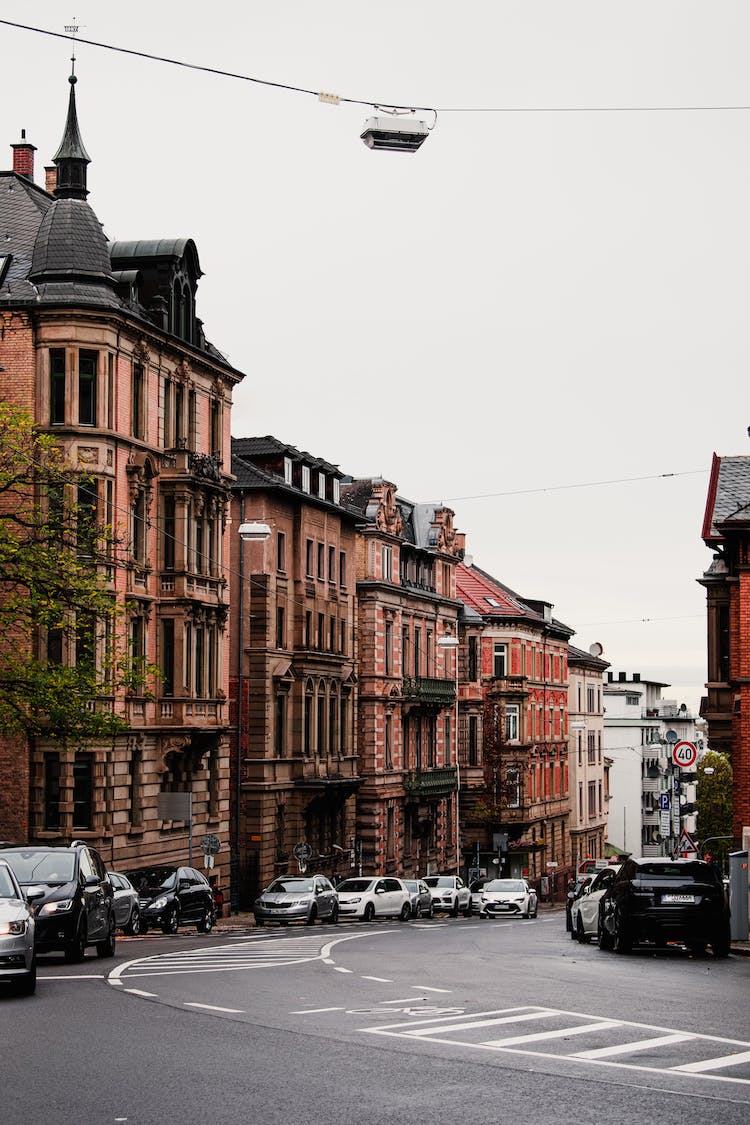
484 1020 622 1048
575 1033 694 1059
674 1050 750 1074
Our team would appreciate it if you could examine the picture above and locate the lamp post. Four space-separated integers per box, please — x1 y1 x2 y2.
437 632 460 876
233 514 271 913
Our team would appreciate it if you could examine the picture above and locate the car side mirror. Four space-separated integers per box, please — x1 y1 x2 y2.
85 873 101 887
25 885 45 901
179 879 190 889
375 887 385 895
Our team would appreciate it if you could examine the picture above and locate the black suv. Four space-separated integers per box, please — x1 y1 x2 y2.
0 843 115 962
598 857 730 957
124 865 215 934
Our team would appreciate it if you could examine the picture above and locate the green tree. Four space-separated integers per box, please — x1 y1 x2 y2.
0 403 134 745
696 750 733 872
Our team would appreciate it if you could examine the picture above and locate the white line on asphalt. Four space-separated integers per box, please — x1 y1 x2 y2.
334 966 353 973
366 1006 552 1034
674 1050 750 1074
412 985 452 993
362 975 392 982
323 958 335 964
184 1002 245 1013
290 1007 344 1014
382 997 427 1004
124 988 158 998
39 974 105 980
575 1033 694 1060
484 1020 621 1048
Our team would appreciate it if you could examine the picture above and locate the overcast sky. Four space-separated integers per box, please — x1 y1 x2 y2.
4 3 749 714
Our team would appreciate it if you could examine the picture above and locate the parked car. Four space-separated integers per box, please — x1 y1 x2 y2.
336 877 411 922
477 878 538 918
0 843 115 962
125 865 215 934
402 879 433 919
470 878 490 915
0 858 38 994
253 874 338 927
570 864 620 942
423 875 472 917
598 857 731 957
565 874 592 931
108 871 141 935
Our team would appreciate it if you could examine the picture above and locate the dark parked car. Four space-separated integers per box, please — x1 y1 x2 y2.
598 857 731 957
125 865 215 934
0 843 115 962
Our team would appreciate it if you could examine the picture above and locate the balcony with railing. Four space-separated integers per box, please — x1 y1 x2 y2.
401 676 455 706
403 765 457 798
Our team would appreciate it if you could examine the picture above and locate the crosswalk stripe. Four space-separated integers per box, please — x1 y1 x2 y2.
401 1008 558 1038
484 1021 621 1048
575 1033 694 1059
673 1050 750 1073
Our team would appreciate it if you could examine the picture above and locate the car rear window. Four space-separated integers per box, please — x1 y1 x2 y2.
636 863 717 882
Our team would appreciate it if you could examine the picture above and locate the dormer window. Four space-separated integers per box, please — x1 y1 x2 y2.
318 472 326 499
332 478 340 504
284 457 293 484
301 466 310 493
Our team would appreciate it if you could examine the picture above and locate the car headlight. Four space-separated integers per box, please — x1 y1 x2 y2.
347 896 362 904
150 896 169 911
0 919 27 935
39 899 74 915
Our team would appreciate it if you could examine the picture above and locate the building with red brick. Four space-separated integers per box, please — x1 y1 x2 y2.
455 562 574 890
341 479 463 877
229 437 360 905
0 72 243 885
700 453 750 851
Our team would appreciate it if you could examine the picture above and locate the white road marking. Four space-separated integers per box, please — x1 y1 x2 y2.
184 1002 244 1013
412 985 452 993
398 1008 559 1037
484 1020 621 1048
382 997 427 1004
123 988 158 998
290 1007 344 1014
362 975 392 982
39 974 105 980
674 1050 750 1074
576 1033 694 1059
334 966 353 973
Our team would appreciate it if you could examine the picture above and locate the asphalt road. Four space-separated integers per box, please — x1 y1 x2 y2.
5 908 750 1125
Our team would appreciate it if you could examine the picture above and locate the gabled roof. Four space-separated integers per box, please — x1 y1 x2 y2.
233 435 340 475
456 561 574 637
702 453 750 544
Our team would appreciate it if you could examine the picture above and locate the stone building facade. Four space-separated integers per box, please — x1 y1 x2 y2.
229 438 360 905
0 73 243 885
567 644 610 865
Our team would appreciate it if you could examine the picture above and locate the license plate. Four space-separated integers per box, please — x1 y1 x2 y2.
662 893 695 904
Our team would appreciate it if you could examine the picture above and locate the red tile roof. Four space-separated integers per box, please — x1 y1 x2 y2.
456 563 543 621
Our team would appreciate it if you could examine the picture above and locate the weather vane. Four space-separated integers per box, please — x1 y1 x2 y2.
63 16 84 73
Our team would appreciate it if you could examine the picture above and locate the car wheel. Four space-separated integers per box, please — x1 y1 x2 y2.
570 918 579 940
450 898 459 918
162 905 179 935
124 907 140 936
363 902 375 923
462 900 472 918
197 906 215 933
576 916 590 945
254 918 265 927
531 902 538 919
328 903 339 925
64 917 87 963
598 908 614 951
305 904 318 926
613 909 632 955
422 901 434 919
96 914 116 958
399 902 411 921
711 925 731 959
15 956 36 996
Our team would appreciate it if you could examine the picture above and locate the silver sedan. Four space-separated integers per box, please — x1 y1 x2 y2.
0 859 38 995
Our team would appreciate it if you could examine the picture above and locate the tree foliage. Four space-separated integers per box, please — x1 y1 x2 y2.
0 404 133 745
696 750 733 871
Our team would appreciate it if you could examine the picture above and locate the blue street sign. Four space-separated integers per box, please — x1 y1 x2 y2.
658 792 671 811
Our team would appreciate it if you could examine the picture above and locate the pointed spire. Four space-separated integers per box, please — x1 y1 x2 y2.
52 60 91 200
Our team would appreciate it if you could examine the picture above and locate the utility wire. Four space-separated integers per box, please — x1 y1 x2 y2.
3 19 750 116
444 468 708 503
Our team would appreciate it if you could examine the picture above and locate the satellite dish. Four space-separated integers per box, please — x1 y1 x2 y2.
665 729 679 744
589 642 604 657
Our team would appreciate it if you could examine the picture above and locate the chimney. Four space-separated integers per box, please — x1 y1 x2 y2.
618 672 626 682
633 672 640 682
11 129 36 181
45 166 57 194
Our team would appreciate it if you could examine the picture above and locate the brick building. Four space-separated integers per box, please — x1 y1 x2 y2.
229 437 360 905
0 71 244 884
455 562 574 890
699 453 750 850
341 479 462 877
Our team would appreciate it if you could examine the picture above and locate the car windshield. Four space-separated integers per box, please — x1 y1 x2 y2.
267 878 314 894
126 867 178 892
0 850 75 884
337 879 373 893
485 879 526 893
0 867 18 898
424 876 453 888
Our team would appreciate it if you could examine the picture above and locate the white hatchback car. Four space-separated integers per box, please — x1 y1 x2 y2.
0 858 38 995
423 875 472 917
336 876 411 922
478 878 538 918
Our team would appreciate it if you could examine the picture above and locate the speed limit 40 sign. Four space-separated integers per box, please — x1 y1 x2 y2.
671 740 697 769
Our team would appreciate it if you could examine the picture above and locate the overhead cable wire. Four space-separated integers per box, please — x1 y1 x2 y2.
3 19 750 116
443 468 709 504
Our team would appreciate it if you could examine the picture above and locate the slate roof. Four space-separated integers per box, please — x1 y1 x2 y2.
568 642 610 672
233 435 340 474
0 172 53 294
701 453 750 543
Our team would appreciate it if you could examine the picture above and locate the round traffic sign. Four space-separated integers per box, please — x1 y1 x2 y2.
672 740 697 769
293 842 312 861
201 833 222 855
